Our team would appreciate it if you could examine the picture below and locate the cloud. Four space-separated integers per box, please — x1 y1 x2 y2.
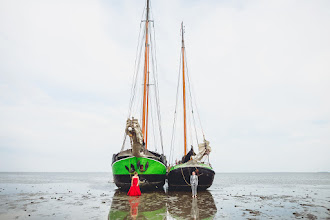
0 0 329 172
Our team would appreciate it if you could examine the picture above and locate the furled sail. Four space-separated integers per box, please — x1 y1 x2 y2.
192 140 211 162
125 117 144 157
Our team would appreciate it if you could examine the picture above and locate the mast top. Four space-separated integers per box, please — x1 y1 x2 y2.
146 0 150 21
181 22 185 48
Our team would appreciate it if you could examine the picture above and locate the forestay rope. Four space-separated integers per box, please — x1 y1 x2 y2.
169 45 183 165
169 27 208 165
121 2 164 154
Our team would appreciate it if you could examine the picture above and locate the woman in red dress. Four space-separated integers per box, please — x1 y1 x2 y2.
127 172 141 196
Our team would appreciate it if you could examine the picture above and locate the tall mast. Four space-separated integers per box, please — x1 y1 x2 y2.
142 0 150 149
181 22 187 156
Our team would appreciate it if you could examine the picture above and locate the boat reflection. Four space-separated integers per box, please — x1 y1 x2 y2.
167 191 217 219
109 190 217 219
108 190 166 219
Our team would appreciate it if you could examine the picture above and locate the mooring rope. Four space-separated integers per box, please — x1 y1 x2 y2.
180 166 191 186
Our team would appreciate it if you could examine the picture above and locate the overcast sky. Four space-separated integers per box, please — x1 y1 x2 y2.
0 0 329 172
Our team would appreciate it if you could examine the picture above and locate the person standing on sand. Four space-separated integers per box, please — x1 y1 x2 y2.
127 172 141 196
190 171 198 198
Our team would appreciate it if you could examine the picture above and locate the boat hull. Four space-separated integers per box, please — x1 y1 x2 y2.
112 152 167 191
167 163 215 190
113 174 165 190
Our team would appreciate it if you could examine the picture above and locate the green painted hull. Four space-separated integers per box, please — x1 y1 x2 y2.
169 162 213 172
112 156 166 190
112 156 166 175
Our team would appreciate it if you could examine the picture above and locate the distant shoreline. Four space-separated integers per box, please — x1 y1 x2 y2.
0 171 328 173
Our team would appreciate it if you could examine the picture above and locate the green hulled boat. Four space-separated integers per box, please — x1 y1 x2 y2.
112 133 167 190
111 0 167 191
167 23 215 190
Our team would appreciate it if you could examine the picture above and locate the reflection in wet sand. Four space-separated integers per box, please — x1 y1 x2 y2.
2 173 328 219
128 197 140 219
167 191 217 219
108 190 167 219
108 190 217 219
190 198 199 219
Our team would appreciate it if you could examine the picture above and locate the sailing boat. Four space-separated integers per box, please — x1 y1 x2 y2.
112 0 167 191
167 23 215 190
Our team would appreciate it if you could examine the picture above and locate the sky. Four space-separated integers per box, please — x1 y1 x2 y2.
0 0 329 172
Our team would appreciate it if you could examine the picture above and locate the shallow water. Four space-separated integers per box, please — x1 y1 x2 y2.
0 172 329 219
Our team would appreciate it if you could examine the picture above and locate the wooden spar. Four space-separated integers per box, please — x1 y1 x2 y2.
181 22 187 156
142 0 150 148
145 43 150 149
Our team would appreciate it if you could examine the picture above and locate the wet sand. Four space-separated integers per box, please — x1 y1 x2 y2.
0 172 329 219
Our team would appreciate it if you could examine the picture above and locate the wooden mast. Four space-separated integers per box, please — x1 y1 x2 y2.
181 22 187 156
142 0 150 149
145 43 150 149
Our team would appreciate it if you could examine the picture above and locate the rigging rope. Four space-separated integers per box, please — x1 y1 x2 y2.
128 8 147 118
125 2 164 154
181 166 191 186
187 61 206 140
129 28 144 118
150 23 165 154
149 92 157 152
120 132 127 151
123 16 145 151
187 96 193 147
179 165 200 186
169 34 208 162
184 47 200 146
169 46 183 165
124 3 165 153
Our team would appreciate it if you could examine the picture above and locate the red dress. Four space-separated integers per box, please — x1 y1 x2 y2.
127 177 141 196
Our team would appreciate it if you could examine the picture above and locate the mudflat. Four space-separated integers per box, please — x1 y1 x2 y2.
0 172 329 219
